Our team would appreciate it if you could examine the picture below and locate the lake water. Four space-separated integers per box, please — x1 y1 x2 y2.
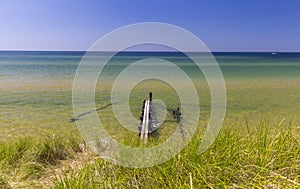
0 51 299 139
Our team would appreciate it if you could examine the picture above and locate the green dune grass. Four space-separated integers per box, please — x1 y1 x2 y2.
0 123 298 188
52 124 299 188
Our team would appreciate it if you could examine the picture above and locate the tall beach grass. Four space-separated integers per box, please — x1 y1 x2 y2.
50 122 299 188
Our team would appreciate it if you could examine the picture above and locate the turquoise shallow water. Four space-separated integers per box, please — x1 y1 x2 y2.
1 51 300 81
0 51 300 139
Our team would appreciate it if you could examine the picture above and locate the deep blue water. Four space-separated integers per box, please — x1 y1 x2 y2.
0 51 300 81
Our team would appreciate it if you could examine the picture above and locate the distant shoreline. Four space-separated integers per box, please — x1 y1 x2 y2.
0 51 300 58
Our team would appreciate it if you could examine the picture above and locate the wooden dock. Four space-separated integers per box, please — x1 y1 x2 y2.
138 92 155 140
138 92 181 141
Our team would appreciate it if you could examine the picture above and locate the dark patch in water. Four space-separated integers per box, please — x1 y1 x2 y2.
70 103 113 122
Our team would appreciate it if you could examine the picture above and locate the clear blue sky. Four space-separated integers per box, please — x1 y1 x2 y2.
0 0 299 51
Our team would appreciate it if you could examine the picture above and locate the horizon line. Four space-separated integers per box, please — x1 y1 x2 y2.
0 50 300 53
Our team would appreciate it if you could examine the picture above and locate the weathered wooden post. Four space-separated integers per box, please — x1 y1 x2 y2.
139 92 155 141
138 116 143 137
173 107 182 123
